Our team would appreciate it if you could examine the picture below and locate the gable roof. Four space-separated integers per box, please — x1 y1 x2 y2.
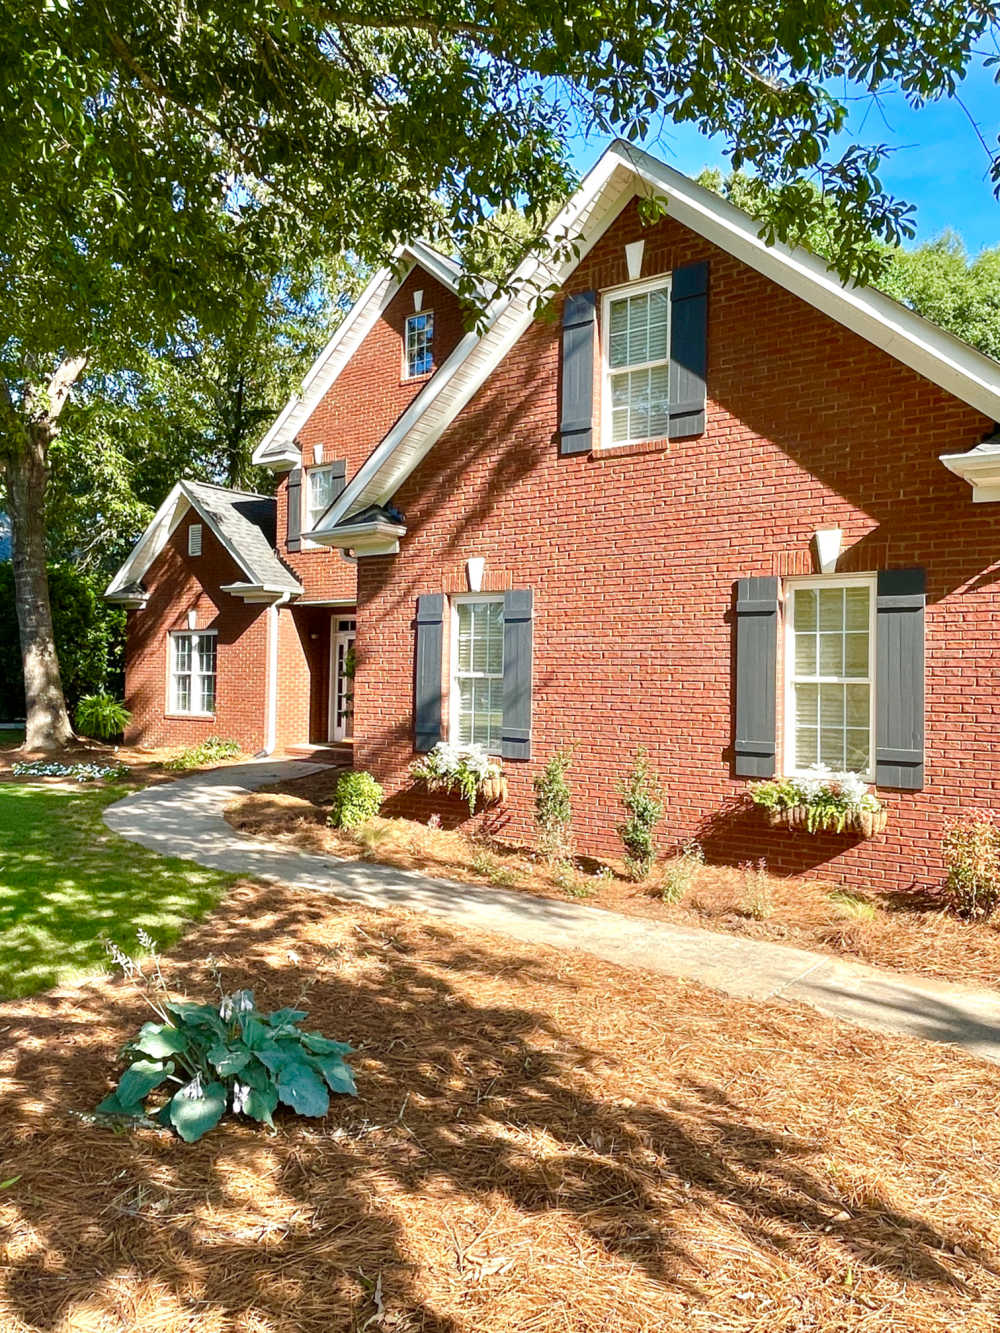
252 240 468 470
314 140 1000 533
105 479 302 602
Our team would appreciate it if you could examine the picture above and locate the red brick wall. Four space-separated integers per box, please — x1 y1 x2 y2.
277 264 467 602
124 516 271 753
352 197 996 894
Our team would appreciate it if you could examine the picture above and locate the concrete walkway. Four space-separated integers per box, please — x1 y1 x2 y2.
105 760 1000 1064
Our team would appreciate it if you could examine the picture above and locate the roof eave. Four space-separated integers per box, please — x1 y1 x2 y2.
305 518 406 557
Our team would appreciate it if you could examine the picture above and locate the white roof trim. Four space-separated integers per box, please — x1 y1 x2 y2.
104 480 299 600
252 241 467 469
318 140 1000 528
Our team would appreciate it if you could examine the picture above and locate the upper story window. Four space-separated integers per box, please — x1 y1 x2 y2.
602 277 670 446
306 464 342 533
169 630 217 716
405 311 434 379
784 577 875 778
450 596 504 753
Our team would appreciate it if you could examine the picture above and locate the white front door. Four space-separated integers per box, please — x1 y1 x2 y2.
329 618 357 742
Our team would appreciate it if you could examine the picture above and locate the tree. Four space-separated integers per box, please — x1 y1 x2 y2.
2 0 997 746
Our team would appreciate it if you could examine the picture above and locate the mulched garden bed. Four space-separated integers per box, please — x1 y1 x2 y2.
2 879 999 1332
226 769 1000 993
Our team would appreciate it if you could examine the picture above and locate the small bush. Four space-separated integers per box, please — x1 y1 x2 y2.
738 858 773 920
533 747 574 863
98 937 355 1142
617 747 665 880
942 813 1000 919
75 692 131 741
329 770 384 830
165 736 242 771
470 845 519 888
552 859 593 899
660 841 704 904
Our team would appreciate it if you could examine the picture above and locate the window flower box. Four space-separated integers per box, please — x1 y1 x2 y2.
748 769 887 837
411 742 507 814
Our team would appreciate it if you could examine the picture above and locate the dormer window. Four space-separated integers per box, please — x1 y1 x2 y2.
405 311 434 378
602 277 671 446
307 464 342 533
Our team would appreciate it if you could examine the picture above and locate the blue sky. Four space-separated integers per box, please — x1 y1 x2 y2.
570 59 1000 254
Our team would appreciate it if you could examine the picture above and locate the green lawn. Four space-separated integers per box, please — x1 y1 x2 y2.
0 728 24 749
0 783 234 999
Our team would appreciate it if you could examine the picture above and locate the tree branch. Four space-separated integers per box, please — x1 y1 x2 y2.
46 354 89 423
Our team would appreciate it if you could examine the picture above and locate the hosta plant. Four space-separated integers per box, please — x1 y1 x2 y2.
97 937 356 1141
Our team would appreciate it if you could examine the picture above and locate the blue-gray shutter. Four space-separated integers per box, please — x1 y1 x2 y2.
414 593 444 752
668 261 708 439
875 569 925 789
286 467 302 552
501 588 533 760
734 576 779 777
559 291 597 455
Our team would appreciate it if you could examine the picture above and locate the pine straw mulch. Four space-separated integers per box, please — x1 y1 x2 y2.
225 771 1000 994
2 880 1000 1333
0 739 263 789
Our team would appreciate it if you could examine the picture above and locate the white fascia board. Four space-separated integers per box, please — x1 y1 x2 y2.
304 518 407 549
322 140 1000 523
252 241 468 470
105 482 189 597
219 582 301 603
940 444 1000 501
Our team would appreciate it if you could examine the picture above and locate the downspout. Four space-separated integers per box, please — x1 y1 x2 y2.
261 592 294 756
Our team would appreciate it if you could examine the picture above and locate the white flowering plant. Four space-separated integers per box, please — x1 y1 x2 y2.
12 759 129 782
96 934 356 1142
748 766 882 834
410 741 502 814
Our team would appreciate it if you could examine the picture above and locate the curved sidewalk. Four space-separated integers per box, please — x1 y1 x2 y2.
105 760 1000 1064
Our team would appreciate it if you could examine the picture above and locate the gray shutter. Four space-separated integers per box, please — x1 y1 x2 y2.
501 588 533 760
414 593 444 752
875 569 925 789
559 291 597 455
669 261 708 439
734 576 779 777
286 467 302 552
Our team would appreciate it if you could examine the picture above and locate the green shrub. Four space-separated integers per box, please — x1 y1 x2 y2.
165 736 242 771
942 813 1000 919
616 747 665 880
533 747 574 863
97 940 356 1142
329 770 384 829
660 840 705 904
75 692 132 741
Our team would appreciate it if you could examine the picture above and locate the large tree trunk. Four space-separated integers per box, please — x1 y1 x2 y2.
5 422 73 750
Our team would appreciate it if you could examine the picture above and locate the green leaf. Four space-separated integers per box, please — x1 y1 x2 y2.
240 1015 271 1050
165 1001 225 1034
95 1089 147 1118
168 1079 228 1143
311 1053 357 1096
266 1007 308 1029
133 1021 188 1059
207 1042 251 1077
0 1176 21 1190
117 1059 171 1107
300 1031 354 1057
242 1083 279 1127
237 1057 272 1092
275 1060 330 1117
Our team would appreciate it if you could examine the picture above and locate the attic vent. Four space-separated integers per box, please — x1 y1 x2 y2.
188 524 203 556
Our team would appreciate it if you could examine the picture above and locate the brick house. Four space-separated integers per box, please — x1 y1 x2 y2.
108 142 1000 892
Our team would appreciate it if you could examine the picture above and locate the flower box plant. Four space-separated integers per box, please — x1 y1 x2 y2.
410 742 507 815
747 768 887 837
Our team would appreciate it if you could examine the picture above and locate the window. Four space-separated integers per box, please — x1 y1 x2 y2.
169 630 217 715
404 311 434 378
306 465 341 534
188 524 202 556
450 597 504 752
602 277 670 446
785 578 875 776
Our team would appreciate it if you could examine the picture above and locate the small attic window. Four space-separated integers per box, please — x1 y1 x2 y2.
404 311 434 378
188 524 203 557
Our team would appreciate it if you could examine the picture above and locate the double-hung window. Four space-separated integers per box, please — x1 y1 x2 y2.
306 464 341 535
404 311 434 378
169 630 217 715
602 277 671 446
450 596 504 752
785 578 875 776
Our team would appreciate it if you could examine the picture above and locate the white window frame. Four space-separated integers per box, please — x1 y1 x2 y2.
782 574 877 781
168 629 218 717
403 310 435 380
302 463 341 549
449 593 504 755
600 274 671 449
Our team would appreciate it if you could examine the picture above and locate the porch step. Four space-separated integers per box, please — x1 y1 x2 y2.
283 742 354 766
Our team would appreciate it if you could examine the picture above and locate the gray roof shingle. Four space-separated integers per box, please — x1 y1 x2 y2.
182 480 301 594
